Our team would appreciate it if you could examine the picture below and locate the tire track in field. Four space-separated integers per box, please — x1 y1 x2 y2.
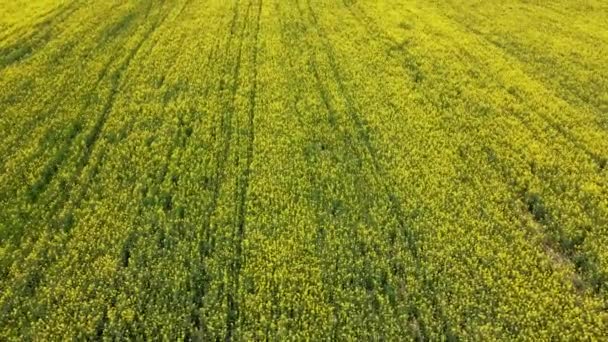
303 0 419 254
344 0 608 323
274 4 354 337
342 3 426 85
253 4 344 336
344 2 608 297
178 0 258 337
351 0 598 234
66 3 203 337
1 0 157 278
0 1 132 166
271 1 425 338
0 0 83 70
441 5 608 120
432 10 608 165
0 5 56 44
0 0 81 41
0 0 80 56
0 0 157 210
3 0 180 336
0 53 117 249
0 4 67 45
187 0 251 335
0 4 145 248
225 1 263 339
200 0 244 240
277 1 362 337
481 142 608 296
92 4 215 333
184 25 239 342
506 67 607 164
212 0 253 334
347 2 607 169
26 0 170 205
23 2 194 288
150 6 235 337
0 1 179 331
299 0 450 338
272 3 337 335
0 0 89 163
57 0 196 230
0 2 127 72
46 0 173 247
76 0 169 175
349 0 607 224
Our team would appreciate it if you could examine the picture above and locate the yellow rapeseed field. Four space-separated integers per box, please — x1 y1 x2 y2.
0 0 607 339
